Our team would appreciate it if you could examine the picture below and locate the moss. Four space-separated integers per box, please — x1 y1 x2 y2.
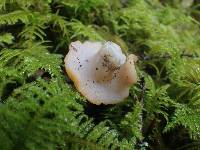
0 0 200 149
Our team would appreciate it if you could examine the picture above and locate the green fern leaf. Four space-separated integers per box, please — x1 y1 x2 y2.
0 10 31 25
165 104 200 140
0 33 14 47
68 19 103 41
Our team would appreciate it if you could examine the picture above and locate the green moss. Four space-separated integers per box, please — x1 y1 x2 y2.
0 0 200 149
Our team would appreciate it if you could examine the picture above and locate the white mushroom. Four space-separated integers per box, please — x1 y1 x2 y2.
64 41 138 105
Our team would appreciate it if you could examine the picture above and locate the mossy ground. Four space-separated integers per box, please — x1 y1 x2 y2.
0 0 200 149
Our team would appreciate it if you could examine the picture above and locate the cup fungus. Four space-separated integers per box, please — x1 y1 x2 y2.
64 41 138 105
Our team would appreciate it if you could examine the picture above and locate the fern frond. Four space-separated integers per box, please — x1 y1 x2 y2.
57 0 109 14
0 33 14 47
0 0 7 10
0 0 51 13
145 76 172 120
0 10 32 25
19 24 46 41
120 101 143 140
164 104 200 140
166 58 200 101
50 13 68 36
0 43 61 98
68 19 103 41
0 78 83 149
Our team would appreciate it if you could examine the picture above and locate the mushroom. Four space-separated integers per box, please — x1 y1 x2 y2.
64 41 138 105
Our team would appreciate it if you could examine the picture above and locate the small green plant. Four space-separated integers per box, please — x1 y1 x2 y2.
0 0 200 149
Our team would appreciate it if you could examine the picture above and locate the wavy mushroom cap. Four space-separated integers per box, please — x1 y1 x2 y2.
64 41 137 105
